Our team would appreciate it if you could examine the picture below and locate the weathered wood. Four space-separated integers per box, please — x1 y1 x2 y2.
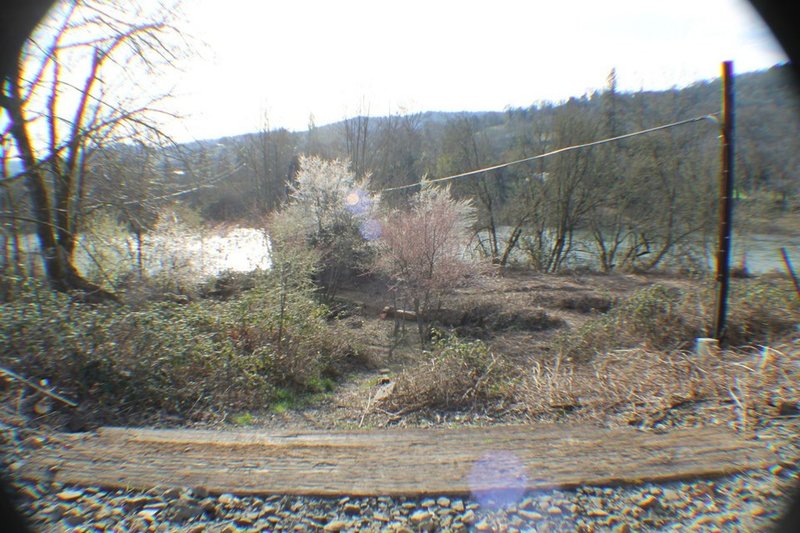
20 424 774 498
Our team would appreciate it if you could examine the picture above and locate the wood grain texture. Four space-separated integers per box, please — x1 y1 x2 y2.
20 424 774 497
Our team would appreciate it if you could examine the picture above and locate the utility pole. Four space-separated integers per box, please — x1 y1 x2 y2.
713 61 735 342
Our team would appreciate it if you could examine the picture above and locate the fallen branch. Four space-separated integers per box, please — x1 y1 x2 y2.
0 366 78 408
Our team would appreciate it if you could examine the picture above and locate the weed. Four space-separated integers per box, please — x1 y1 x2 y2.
381 332 510 413
232 412 255 426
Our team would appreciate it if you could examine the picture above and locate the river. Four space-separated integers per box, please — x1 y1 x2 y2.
8 227 800 280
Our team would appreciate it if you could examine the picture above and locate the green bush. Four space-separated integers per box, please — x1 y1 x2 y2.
557 279 799 361
384 333 509 413
0 268 360 425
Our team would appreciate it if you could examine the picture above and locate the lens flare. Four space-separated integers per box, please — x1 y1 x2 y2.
360 219 382 241
468 451 528 509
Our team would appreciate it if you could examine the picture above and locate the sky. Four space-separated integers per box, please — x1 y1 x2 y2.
154 0 787 141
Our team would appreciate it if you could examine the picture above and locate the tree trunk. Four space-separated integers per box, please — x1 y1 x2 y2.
3 71 117 303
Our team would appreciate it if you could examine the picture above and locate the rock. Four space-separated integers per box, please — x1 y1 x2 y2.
587 509 608 517
170 500 204 521
220 525 237 533
56 489 83 502
636 494 657 509
218 493 236 506
192 486 210 498
751 505 768 517
323 520 348 532
437 497 451 508
461 509 477 524
662 489 680 501
19 484 40 500
421 498 436 508
123 495 155 511
517 509 543 521
290 501 304 512
373 512 390 522
409 510 433 524
475 520 493 531
343 503 361 515
162 487 182 499
137 508 159 522
22 435 46 449
547 506 562 515
614 524 631 533
452 500 465 512
770 464 784 476
63 509 84 527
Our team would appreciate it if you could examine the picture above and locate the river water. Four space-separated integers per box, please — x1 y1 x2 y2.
8 227 800 280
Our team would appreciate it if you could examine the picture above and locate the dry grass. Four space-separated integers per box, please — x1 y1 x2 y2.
376 275 799 428
516 335 798 428
380 336 511 414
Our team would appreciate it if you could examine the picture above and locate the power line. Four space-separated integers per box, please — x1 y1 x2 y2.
381 113 720 193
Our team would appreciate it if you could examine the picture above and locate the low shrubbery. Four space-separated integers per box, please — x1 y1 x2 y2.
0 269 359 426
556 278 799 362
382 333 511 413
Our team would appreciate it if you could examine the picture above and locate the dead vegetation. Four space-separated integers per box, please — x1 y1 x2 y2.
365 273 800 430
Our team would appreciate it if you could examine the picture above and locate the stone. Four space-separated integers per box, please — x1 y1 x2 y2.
420 498 436 508
637 494 657 509
218 493 236 506
517 509 543 521
192 486 209 499
475 520 492 531
323 520 348 532
56 489 83 502
19 484 41 500
409 510 433 524
343 503 361 515
547 506 562 515
751 505 768 517
137 509 159 522
22 435 46 449
170 500 204 521
63 509 84 527
587 509 609 517
437 497 451 508
452 500 465 512
461 510 477 524
162 487 182 499
372 512 390 522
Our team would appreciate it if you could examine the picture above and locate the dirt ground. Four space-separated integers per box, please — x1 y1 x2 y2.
219 270 709 432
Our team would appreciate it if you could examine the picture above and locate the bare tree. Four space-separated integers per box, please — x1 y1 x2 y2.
0 0 184 299
376 185 481 342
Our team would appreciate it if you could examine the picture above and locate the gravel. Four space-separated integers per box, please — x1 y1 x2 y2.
2 419 797 532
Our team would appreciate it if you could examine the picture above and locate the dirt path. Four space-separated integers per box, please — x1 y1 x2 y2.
20 424 774 498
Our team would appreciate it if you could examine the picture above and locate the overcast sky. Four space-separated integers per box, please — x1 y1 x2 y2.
164 0 787 141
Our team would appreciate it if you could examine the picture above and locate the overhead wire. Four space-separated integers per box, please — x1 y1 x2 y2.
381 113 720 193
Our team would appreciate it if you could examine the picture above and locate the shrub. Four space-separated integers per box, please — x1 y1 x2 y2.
0 279 269 424
556 278 799 362
270 156 377 303
382 333 509 413
0 270 362 425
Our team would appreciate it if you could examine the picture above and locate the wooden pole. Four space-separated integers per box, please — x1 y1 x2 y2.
713 61 735 342
780 247 800 301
